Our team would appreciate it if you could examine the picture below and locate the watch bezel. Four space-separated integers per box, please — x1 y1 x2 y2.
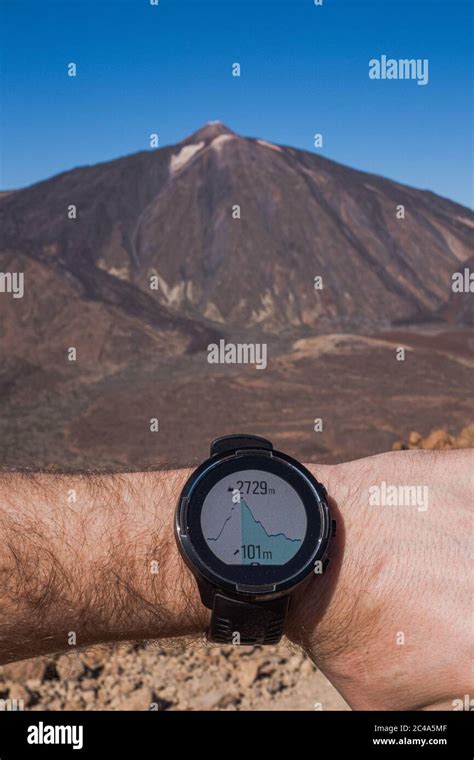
175 448 332 599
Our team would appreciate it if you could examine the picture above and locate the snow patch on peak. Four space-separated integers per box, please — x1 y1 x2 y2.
257 139 282 153
170 142 205 173
210 134 236 152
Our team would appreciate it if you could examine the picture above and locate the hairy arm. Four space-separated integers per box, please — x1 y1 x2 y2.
0 450 472 711
0 469 208 663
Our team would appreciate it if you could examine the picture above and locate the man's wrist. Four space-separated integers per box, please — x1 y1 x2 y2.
286 463 346 652
73 469 210 645
287 461 380 704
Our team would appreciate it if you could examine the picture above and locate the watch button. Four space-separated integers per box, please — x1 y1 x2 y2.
331 519 337 537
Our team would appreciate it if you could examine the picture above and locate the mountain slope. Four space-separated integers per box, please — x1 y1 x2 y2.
1 121 473 339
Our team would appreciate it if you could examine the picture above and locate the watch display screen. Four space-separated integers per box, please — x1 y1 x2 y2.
200 469 307 566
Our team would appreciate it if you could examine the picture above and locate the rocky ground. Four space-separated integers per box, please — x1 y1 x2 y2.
0 641 348 712
392 423 474 451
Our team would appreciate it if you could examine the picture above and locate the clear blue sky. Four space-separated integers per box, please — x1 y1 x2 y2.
1 0 472 207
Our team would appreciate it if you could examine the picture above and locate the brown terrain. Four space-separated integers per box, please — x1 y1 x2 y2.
0 327 472 470
0 122 472 709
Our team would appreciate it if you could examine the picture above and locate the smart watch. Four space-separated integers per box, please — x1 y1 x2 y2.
175 435 335 645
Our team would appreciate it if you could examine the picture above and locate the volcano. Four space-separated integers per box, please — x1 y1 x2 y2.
0 123 472 469
1 121 472 346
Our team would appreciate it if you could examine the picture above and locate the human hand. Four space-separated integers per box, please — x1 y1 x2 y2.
288 449 473 711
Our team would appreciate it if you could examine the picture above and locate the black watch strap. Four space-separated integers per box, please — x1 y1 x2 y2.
208 593 290 645
207 434 289 646
210 434 273 457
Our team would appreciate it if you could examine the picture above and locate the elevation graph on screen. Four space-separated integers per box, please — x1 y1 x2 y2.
206 499 302 565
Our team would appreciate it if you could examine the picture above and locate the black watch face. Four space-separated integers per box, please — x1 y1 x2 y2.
177 452 329 593
201 469 307 566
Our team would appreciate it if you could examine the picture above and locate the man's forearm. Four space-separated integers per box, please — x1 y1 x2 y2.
1 451 471 713
0 469 208 664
